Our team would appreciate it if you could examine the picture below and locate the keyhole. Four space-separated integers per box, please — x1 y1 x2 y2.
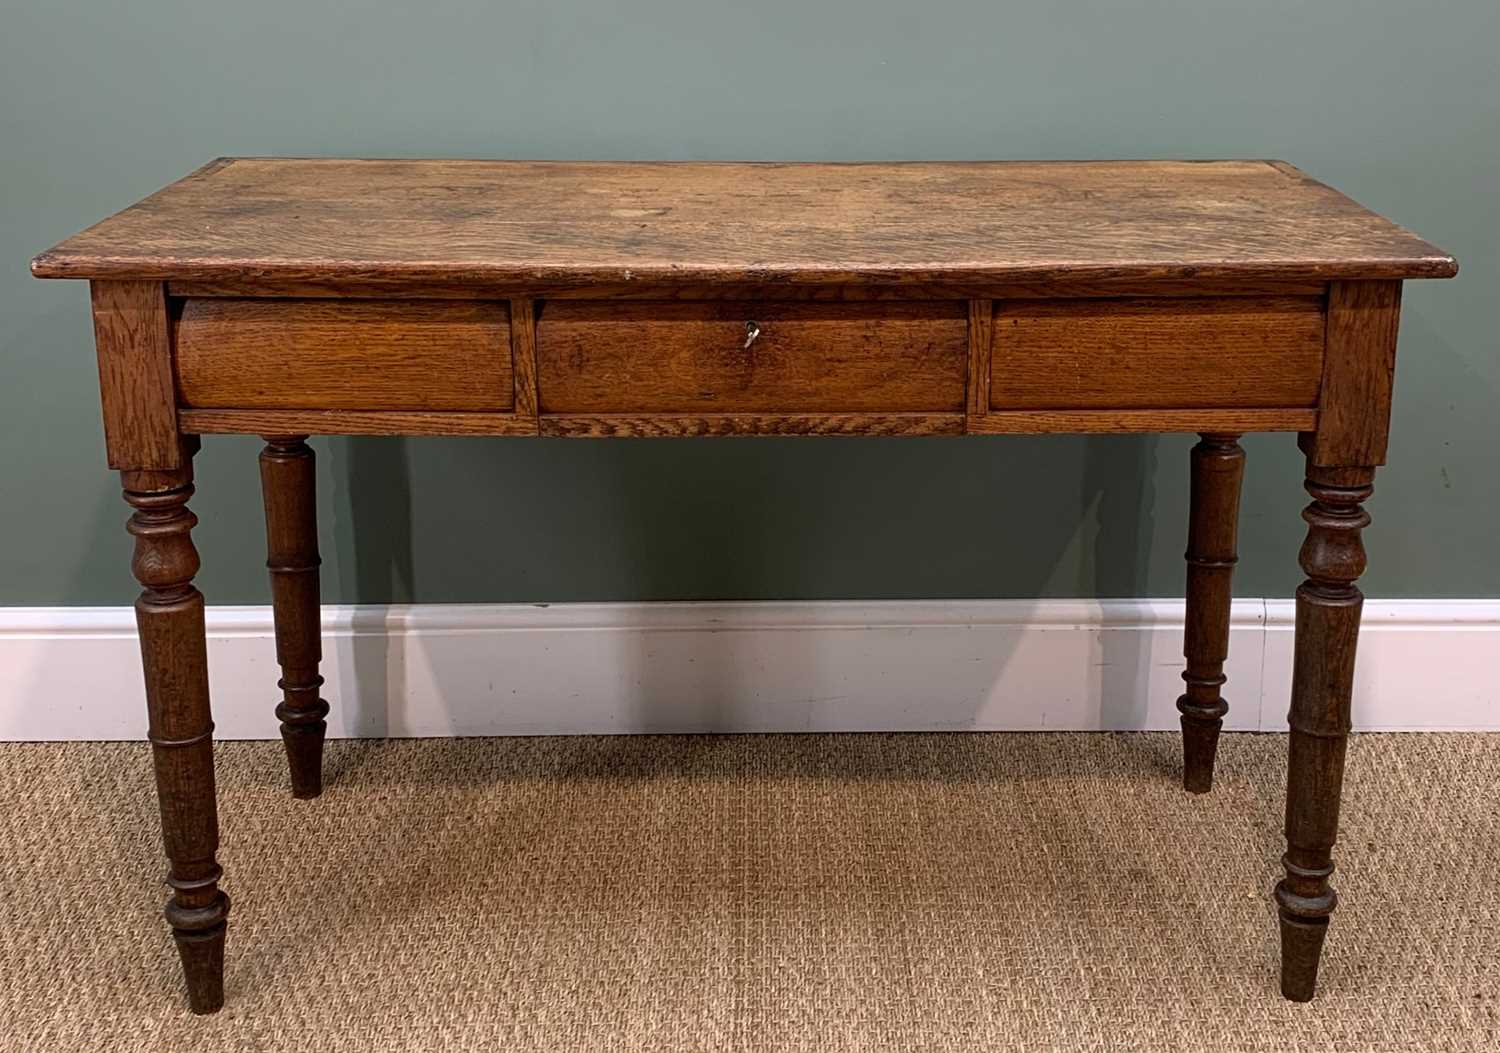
744 321 761 349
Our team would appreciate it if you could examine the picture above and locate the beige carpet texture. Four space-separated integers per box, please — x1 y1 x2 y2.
2 732 1497 1052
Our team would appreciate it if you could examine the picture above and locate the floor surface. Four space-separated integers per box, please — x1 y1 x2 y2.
2 732 1496 1051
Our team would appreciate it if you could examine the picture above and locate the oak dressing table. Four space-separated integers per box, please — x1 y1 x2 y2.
30 158 1457 1013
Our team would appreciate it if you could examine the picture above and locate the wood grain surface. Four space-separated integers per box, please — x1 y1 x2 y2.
509 299 540 420
538 413 965 437
536 301 967 413
1304 281 1403 467
173 298 513 411
966 300 994 418
967 409 1315 434
176 407 1313 438
163 278 1332 302
33 159 1457 287
90 281 181 470
178 409 537 436
991 296 1326 410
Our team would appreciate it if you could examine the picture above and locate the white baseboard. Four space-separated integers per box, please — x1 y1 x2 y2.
0 600 1496 740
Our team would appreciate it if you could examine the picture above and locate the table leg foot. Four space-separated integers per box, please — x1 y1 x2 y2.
278 718 327 800
172 915 228 1014
1277 912 1329 1002
260 436 328 799
1179 714 1224 795
1177 433 1243 794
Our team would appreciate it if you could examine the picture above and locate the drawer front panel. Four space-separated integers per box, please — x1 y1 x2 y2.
990 296 1325 410
536 301 968 414
173 299 513 411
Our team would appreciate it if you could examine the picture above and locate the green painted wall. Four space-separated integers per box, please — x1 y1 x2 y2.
3 1 1495 605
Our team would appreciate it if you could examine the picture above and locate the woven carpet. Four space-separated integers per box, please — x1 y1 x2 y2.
1 733 1496 1052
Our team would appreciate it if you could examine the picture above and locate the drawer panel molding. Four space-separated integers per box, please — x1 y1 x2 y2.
173 298 514 412
990 296 1325 410
536 301 968 414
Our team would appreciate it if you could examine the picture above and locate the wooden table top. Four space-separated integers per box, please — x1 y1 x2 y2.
32 158 1456 288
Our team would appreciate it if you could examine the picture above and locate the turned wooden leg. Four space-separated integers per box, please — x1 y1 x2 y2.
124 445 230 1014
1176 433 1245 793
259 435 328 799
1275 462 1374 1002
